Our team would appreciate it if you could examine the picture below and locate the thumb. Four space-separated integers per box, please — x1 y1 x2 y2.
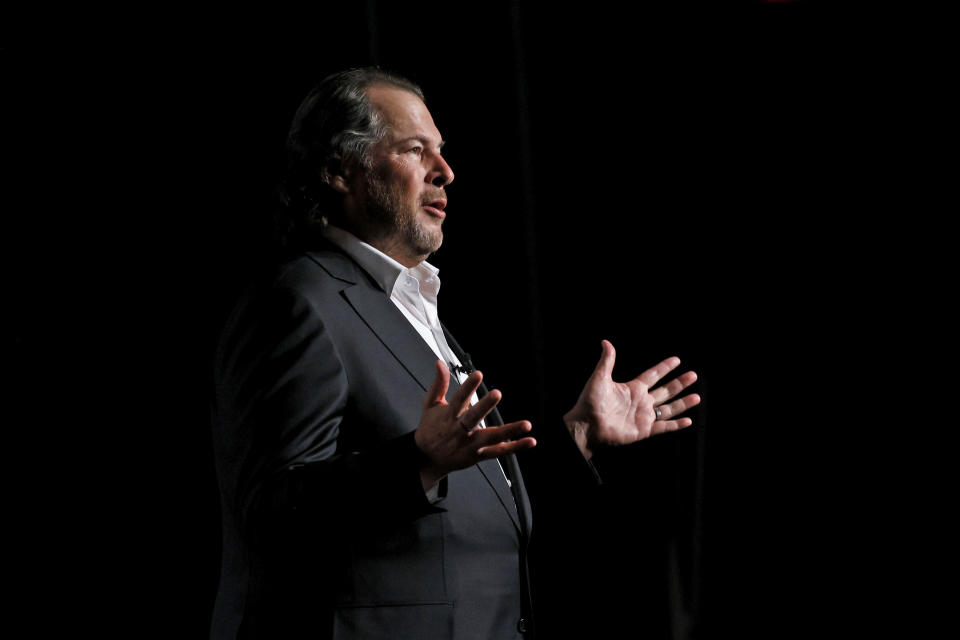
592 339 616 380
424 360 451 409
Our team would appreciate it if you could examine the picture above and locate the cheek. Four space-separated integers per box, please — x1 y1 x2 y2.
395 173 423 199
378 163 421 192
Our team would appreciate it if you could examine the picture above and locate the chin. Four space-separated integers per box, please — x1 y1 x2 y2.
409 224 443 256
420 236 443 256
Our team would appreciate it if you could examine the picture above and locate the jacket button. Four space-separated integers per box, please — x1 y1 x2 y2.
517 618 528 634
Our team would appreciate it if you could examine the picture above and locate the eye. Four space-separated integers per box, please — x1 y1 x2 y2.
408 145 423 156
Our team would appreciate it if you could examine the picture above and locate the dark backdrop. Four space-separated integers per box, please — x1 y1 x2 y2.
9 2 940 637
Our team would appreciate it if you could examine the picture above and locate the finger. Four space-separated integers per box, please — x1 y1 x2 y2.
650 370 698 404
424 360 451 409
637 356 681 387
476 436 537 459
590 340 617 381
455 388 502 432
473 420 531 446
655 393 702 420
451 370 485 415
650 417 693 436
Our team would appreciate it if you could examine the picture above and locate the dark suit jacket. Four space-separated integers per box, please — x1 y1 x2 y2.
210 242 535 639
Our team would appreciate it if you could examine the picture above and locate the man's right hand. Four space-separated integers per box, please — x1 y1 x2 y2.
414 360 536 489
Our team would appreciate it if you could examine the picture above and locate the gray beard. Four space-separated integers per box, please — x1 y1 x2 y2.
359 175 442 259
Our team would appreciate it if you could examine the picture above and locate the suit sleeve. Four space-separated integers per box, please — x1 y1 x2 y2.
213 283 441 552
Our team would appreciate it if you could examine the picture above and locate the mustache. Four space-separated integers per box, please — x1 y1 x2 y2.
421 190 447 205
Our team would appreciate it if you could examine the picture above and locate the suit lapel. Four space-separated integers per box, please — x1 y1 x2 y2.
308 246 454 398
501 452 533 537
342 284 441 394
475 459 521 532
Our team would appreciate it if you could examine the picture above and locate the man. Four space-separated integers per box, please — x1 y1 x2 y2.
210 67 700 639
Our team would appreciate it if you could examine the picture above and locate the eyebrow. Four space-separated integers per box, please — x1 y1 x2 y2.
397 136 446 150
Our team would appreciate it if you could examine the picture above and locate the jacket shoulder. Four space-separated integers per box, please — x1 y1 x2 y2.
271 247 362 292
218 247 364 346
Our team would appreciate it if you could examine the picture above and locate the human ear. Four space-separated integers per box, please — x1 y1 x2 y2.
323 157 359 195
327 170 351 195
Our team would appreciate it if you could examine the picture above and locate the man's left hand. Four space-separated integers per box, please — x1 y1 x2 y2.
564 340 701 460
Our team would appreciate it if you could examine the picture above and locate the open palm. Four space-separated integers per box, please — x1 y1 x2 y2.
564 340 701 458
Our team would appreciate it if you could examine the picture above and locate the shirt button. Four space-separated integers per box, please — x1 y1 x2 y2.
517 618 528 634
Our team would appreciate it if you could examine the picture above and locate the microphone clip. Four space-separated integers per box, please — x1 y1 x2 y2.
448 353 475 376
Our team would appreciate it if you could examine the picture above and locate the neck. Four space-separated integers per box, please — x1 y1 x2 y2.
373 238 427 268
337 221 427 268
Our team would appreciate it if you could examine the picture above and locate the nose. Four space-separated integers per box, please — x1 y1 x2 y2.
429 153 454 187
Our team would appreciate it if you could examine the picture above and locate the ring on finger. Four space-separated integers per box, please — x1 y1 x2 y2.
654 407 662 420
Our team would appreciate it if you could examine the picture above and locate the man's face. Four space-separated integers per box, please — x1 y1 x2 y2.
344 85 455 267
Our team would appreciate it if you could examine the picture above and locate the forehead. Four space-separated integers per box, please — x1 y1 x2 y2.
366 84 441 142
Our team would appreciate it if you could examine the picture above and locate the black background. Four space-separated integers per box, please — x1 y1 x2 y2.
7 2 948 637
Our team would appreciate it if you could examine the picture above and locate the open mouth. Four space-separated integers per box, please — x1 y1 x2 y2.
423 198 447 219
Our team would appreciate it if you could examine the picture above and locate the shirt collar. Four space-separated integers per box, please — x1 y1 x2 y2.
322 224 440 295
